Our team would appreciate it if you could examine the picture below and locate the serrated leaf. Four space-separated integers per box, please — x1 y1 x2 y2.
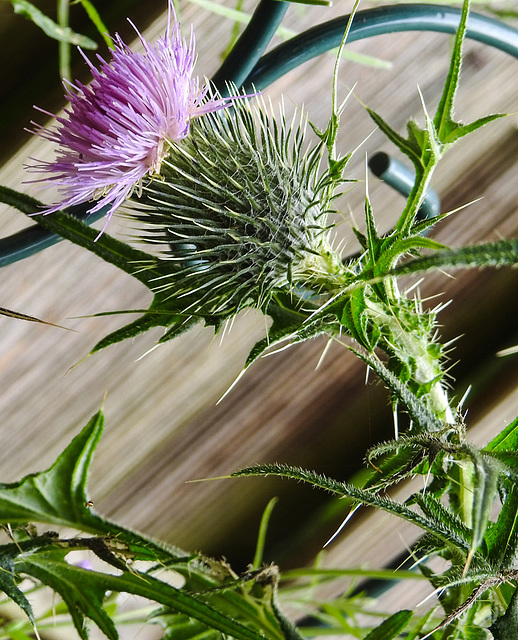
245 298 305 368
489 585 518 639
0 415 285 640
16 549 267 640
433 0 469 141
0 186 154 283
232 463 472 554
0 411 104 530
77 0 112 49
485 414 518 454
364 609 413 640
389 239 518 278
351 349 444 432
376 235 448 275
443 113 506 145
412 492 472 547
365 194 381 263
340 287 372 349
432 0 505 148
17 548 117 640
0 546 35 629
367 108 421 167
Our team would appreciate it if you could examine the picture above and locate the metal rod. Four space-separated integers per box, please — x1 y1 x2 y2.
244 4 518 90
369 151 441 221
211 0 289 94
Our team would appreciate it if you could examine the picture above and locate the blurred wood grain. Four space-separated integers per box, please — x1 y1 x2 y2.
1 0 518 634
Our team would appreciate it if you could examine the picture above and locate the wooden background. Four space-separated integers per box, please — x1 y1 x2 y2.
1 0 518 636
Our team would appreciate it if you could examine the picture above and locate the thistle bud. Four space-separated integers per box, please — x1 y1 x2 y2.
129 97 348 323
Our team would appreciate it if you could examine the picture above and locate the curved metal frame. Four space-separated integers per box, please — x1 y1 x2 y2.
2 3 518 267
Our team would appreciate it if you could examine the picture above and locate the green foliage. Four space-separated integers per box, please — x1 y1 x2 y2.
4 0 97 48
0 305 71 330
2 0 518 637
363 610 413 640
0 412 294 640
150 611 224 640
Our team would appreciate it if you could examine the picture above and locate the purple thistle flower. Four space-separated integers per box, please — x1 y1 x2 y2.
28 0 235 234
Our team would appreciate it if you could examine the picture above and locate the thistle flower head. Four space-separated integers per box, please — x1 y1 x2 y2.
128 96 348 323
27 0 235 230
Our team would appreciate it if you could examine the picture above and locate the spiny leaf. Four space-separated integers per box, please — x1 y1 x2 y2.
468 453 499 569
485 414 518 454
442 113 506 145
365 193 381 263
0 411 105 530
150 611 224 640
340 286 376 350
388 239 518 278
16 549 268 640
0 545 36 631
17 548 117 640
0 186 155 283
490 585 518 640
433 0 469 141
350 349 444 432
244 300 305 369
367 108 422 167
0 306 72 331
232 463 474 553
432 0 506 147
376 235 448 276
411 492 472 548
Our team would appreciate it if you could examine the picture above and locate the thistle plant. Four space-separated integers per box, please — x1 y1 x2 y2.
1 0 518 638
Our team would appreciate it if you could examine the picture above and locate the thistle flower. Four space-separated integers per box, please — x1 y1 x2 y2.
128 97 348 322
28 0 236 231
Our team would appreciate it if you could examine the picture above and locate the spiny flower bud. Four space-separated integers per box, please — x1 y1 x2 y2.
128 96 348 322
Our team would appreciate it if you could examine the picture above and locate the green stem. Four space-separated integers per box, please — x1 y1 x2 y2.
57 0 71 80
394 162 435 237
364 298 454 425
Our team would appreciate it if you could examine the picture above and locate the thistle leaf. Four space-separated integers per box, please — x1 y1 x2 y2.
433 0 469 141
0 186 155 283
0 546 36 630
0 415 285 640
485 414 518 455
15 549 267 640
350 349 444 432
466 453 499 571
433 0 506 146
7 0 97 48
485 484 518 571
232 463 473 552
16 549 117 640
0 410 104 530
0 306 72 330
389 239 518 278
364 610 413 640
150 611 224 640
367 109 422 168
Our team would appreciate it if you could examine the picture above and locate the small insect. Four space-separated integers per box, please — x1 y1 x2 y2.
85 500 94 508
